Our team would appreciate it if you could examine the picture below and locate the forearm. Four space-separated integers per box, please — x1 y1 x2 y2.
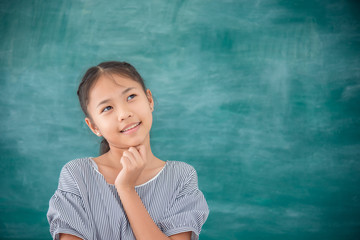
115 147 191 240
117 187 169 240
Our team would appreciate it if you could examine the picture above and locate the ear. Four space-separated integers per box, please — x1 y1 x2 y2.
85 117 102 137
146 89 154 112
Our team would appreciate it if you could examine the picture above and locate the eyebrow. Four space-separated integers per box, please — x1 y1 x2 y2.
96 87 136 109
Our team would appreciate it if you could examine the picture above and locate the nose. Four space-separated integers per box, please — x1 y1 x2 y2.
117 108 133 121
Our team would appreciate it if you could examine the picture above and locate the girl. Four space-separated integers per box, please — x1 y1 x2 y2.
47 61 209 240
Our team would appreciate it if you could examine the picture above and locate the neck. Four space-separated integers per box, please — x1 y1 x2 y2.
104 135 156 169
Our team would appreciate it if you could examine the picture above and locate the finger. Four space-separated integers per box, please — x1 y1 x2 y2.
122 150 135 164
135 145 147 162
128 147 143 165
120 155 133 170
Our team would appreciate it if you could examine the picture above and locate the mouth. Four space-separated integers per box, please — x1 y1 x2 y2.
120 122 141 133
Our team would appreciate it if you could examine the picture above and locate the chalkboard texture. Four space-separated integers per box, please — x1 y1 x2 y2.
1 0 360 239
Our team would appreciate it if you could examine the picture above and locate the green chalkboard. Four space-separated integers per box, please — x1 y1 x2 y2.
1 0 360 239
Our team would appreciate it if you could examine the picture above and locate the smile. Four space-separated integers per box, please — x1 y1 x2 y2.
120 122 141 133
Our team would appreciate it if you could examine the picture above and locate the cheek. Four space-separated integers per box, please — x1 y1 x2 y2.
146 112 153 126
94 116 116 133
139 106 153 127
102 123 115 133
134 100 152 118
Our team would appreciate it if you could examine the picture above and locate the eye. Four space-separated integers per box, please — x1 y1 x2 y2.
102 106 112 113
127 94 137 101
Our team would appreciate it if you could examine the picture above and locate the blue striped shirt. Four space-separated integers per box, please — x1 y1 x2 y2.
47 158 209 240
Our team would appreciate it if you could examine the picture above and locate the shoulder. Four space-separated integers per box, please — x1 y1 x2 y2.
59 158 92 180
57 158 92 195
166 161 197 175
62 157 92 170
164 161 199 185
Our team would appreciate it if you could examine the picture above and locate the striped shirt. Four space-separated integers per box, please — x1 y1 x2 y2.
47 158 209 240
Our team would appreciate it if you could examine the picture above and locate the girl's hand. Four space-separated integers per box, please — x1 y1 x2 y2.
115 145 147 191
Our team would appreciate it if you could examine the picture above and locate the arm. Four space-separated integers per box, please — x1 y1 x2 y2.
118 187 191 240
59 215 190 240
115 146 191 240
60 234 83 240
47 165 93 240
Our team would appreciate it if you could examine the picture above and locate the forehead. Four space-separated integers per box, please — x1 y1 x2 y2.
88 74 141 103
96 73 139 88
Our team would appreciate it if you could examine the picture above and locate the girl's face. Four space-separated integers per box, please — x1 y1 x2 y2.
85 74 154 150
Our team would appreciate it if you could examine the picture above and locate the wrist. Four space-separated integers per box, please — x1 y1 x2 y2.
116 184 136 195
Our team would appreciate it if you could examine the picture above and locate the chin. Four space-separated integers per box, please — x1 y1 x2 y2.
124 137 148 148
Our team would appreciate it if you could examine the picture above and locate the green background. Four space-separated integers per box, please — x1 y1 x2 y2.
1 0 360 239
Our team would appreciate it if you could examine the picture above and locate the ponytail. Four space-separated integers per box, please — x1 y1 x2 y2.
100 138 110 155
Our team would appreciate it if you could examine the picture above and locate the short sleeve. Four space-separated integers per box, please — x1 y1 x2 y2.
47 166 93 240
158 169 209 240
